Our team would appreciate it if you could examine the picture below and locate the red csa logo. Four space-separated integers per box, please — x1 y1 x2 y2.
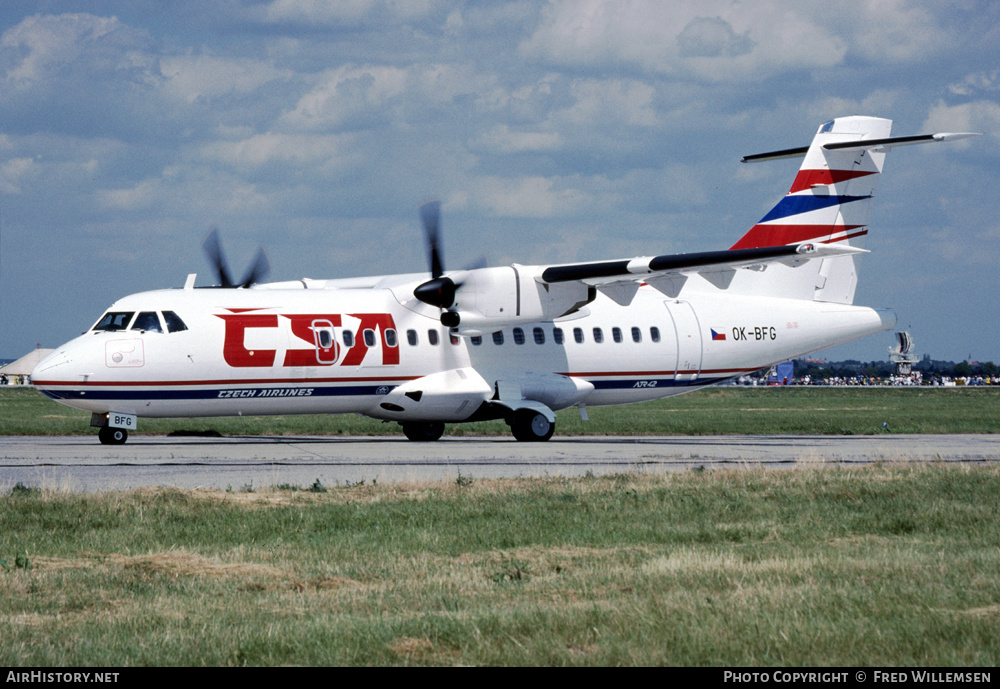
216 311 400 368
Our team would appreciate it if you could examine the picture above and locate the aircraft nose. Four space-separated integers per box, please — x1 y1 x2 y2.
31 349 72 381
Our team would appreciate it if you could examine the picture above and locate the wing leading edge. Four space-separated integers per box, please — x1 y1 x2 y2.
539 241 864 285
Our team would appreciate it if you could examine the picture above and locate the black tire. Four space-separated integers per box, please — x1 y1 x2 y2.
510 409 554 442
401 422 445 442
98 426 128 445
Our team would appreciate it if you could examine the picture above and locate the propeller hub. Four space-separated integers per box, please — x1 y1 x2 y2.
413 276 457 309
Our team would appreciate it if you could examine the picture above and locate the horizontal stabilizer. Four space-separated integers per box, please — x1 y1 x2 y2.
741 146 810 164
823 132 981 152
742 131 980 163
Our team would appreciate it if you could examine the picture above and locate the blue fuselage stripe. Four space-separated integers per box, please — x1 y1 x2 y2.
38 375 732 402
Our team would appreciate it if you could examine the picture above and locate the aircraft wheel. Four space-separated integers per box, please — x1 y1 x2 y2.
510 410 554 442
401 422 445 442
98 426 128 445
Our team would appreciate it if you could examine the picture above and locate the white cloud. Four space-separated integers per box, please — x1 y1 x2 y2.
468 175 590 218
844 0 948 63
1 13 151 88
677 17 754 58
948 71 1000 96
281 62 492 132
922 100 1000 143
97 178 160 210
0 156 37 194
281 65 409 130
199 132 359 171
519 0 848 81
803 90 904 125
263 0 434 25
160 55 290 104
557 78 658 127
471 124 564 153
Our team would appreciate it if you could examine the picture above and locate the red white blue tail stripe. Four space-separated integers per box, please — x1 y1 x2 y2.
731 116 891 251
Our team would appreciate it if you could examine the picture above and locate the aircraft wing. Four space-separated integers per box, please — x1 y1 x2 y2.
530 241 865 306
540 241 863 286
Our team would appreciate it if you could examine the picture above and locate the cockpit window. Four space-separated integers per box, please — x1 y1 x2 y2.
162 311 188 333
131 312 162 333
93 312 134 332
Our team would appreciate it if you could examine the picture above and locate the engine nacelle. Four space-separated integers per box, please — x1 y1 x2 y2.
446 265 594 334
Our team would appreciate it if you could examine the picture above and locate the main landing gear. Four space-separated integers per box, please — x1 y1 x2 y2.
509 409 555 442
401 422 446 442
399 410 555 442
98 425 128 445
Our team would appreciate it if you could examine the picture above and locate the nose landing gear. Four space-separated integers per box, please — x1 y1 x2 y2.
98 425 128 445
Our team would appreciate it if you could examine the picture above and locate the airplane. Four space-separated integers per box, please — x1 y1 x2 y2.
31 115 978 444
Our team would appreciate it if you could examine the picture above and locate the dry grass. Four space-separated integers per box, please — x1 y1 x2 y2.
2 466 1000 665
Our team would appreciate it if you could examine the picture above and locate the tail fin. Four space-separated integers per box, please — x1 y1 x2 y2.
731 115 892 304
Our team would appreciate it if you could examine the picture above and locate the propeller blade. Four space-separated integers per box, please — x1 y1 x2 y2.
420 199 444 278
202 227 235 288
239 247 271 288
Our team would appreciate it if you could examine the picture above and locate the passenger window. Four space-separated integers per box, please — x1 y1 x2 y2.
343 331 355 347
449 332 459 345
631 327 642 343
573 327 584 344
428 329 439 346
612 327 622 343
650 327 661 343
93 312 134 332
492 331 504 345
407 329 418 346
513 327 525 345
363 329 376 347
318 330 334 349
132 312 162 333
162 311 188 333
471 336 482 346
592 327 603 344
385 329 398 348
553 328 564 345
533 327 545 345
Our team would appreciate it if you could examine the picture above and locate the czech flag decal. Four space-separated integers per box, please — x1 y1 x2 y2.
711 328 726 341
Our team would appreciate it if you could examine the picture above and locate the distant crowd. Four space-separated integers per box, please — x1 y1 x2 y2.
736 372 1000 387
0 374 28 386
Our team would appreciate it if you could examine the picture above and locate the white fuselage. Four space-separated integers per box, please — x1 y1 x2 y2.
31 274 894 424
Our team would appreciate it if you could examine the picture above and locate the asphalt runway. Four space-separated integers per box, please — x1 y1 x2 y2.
2 434 998 492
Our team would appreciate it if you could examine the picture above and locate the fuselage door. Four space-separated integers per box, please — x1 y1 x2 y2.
665 300 703 383
312 319 338 364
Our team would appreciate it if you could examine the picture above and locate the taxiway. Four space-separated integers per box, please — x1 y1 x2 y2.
1 434 998 492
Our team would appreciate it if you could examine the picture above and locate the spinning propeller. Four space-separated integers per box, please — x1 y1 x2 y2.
413 200 462 326
202 227 271 288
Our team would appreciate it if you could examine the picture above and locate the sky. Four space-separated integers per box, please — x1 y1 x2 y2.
1 0 998 364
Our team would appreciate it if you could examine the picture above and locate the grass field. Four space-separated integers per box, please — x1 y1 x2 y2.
4 386 998 666
2 465 998 666
3 385 1000 437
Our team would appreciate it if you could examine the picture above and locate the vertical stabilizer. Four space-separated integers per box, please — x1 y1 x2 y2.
731 116 893 304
